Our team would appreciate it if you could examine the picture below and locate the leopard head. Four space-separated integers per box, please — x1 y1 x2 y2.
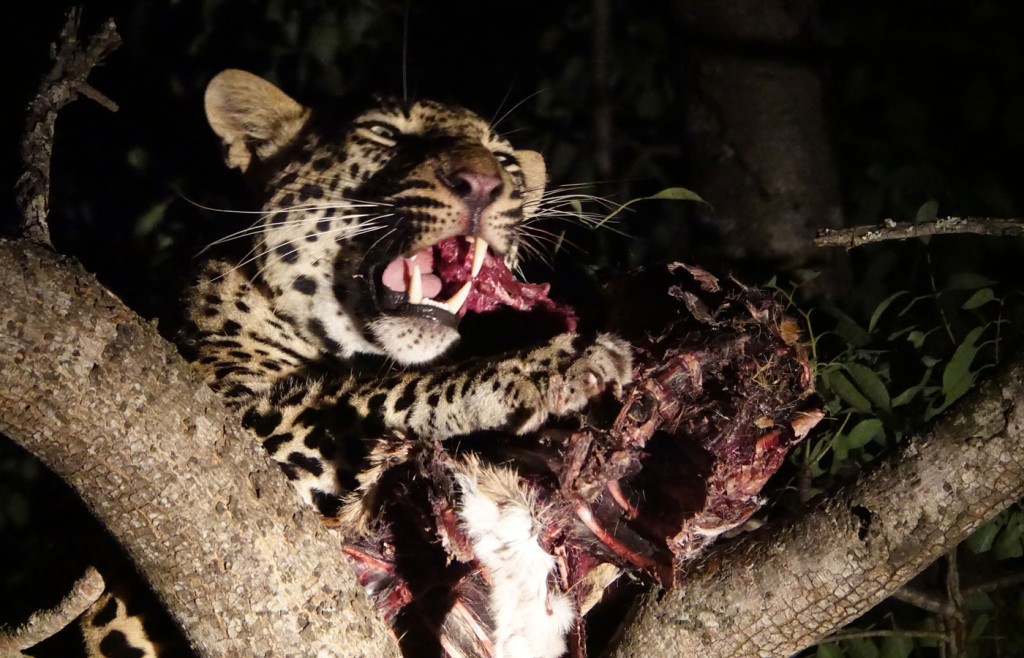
204 69 547 365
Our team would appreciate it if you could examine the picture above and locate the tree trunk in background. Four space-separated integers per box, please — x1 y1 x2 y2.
613 349 1024 657
0 240 400 658
677 0 845 269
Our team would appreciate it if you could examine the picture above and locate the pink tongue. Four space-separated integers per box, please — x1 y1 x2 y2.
381 251 443 298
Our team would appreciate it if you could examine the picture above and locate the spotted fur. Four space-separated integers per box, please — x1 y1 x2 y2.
189 70 632 521
82 69 633 657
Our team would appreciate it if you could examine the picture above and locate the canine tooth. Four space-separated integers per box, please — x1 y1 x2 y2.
444 280 473 314
408 263 423 304
471 237 489 278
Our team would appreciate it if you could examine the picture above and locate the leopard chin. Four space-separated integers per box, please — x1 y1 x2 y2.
366 315 461 365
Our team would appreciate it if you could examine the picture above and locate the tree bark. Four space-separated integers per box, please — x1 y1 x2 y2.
676 0 844 269
613 347 1024 657
0 240 399 658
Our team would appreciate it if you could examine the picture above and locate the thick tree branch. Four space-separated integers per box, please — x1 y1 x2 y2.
0 240 400 658
16 8 121 247
815 217 1024 249
613 347 1024 657
0 567 104 654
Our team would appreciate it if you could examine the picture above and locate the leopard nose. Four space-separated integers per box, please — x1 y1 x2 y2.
448 169 503 209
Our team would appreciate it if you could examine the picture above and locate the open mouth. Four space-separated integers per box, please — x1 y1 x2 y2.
375 236 578 331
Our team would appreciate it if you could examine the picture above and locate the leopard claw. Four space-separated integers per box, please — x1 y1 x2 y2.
553 333 633 415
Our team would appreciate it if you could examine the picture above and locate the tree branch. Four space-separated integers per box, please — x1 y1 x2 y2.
0 567 104 654
815 217 1024 250
15 8 121 247
890 585 957 617
0 240 400 658
612 348 1024 657
962 570 1024 597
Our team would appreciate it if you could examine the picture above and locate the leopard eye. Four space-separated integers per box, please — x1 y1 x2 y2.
359 121 400 145
493 151 516 167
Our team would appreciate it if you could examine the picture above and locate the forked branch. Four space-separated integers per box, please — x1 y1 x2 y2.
16 7 121 247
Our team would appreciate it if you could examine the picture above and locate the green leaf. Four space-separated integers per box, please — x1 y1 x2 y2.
947 272 998 291
915 199 939 224
891 367 933 408
906 330 928 349
817 643 845 658
826 371 874 414
596 187 705 226
835 315 871 348
126 146 151 171
134 199 172 238
940 325 986 404
793 269 821 285
964 516 1002 554
961 288 996 310
649 187 705 202
879 634 914 658
844 637 880 658
994 512 1024 560
968 613 992 641
845 419 884 449
869 291 909 333
845 364 891 412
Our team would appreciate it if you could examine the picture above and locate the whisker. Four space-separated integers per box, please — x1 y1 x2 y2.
198 213 389 257
209 216 392 282
492 87 549 131
365 226 400 259
489 81 518 127
210 211 388 245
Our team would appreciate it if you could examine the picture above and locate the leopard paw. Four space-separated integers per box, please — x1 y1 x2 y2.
549 333 633 416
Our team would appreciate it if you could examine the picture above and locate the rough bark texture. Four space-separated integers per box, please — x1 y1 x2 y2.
0 567 104 653
0 239 399 658
613 348 1024 657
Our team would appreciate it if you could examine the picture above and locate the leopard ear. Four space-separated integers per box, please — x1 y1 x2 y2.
204 69 311 172
515 150 547 215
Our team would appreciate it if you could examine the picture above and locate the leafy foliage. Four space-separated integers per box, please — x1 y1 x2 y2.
784 203 1024 657
4 1 1024 654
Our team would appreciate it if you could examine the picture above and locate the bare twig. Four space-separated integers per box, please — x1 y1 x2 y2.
963 570 1024 598
0 567 105 654
15 8 121 247
819 626 946 642
944 550 967 656
891 585 957 617
814 217 1024 250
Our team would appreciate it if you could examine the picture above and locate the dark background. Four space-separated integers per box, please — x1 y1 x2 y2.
3 2 1024 656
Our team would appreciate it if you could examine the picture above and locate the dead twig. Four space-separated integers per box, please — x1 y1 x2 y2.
15 7 121 247
963 570 1024 597
821 629 949 642
0 567 105 655
815 217 1024 250
891 585 958 618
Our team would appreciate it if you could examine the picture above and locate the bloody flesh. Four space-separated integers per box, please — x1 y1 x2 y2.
434 237 578 331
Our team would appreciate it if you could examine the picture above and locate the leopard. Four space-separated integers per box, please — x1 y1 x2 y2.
76 69 633 658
